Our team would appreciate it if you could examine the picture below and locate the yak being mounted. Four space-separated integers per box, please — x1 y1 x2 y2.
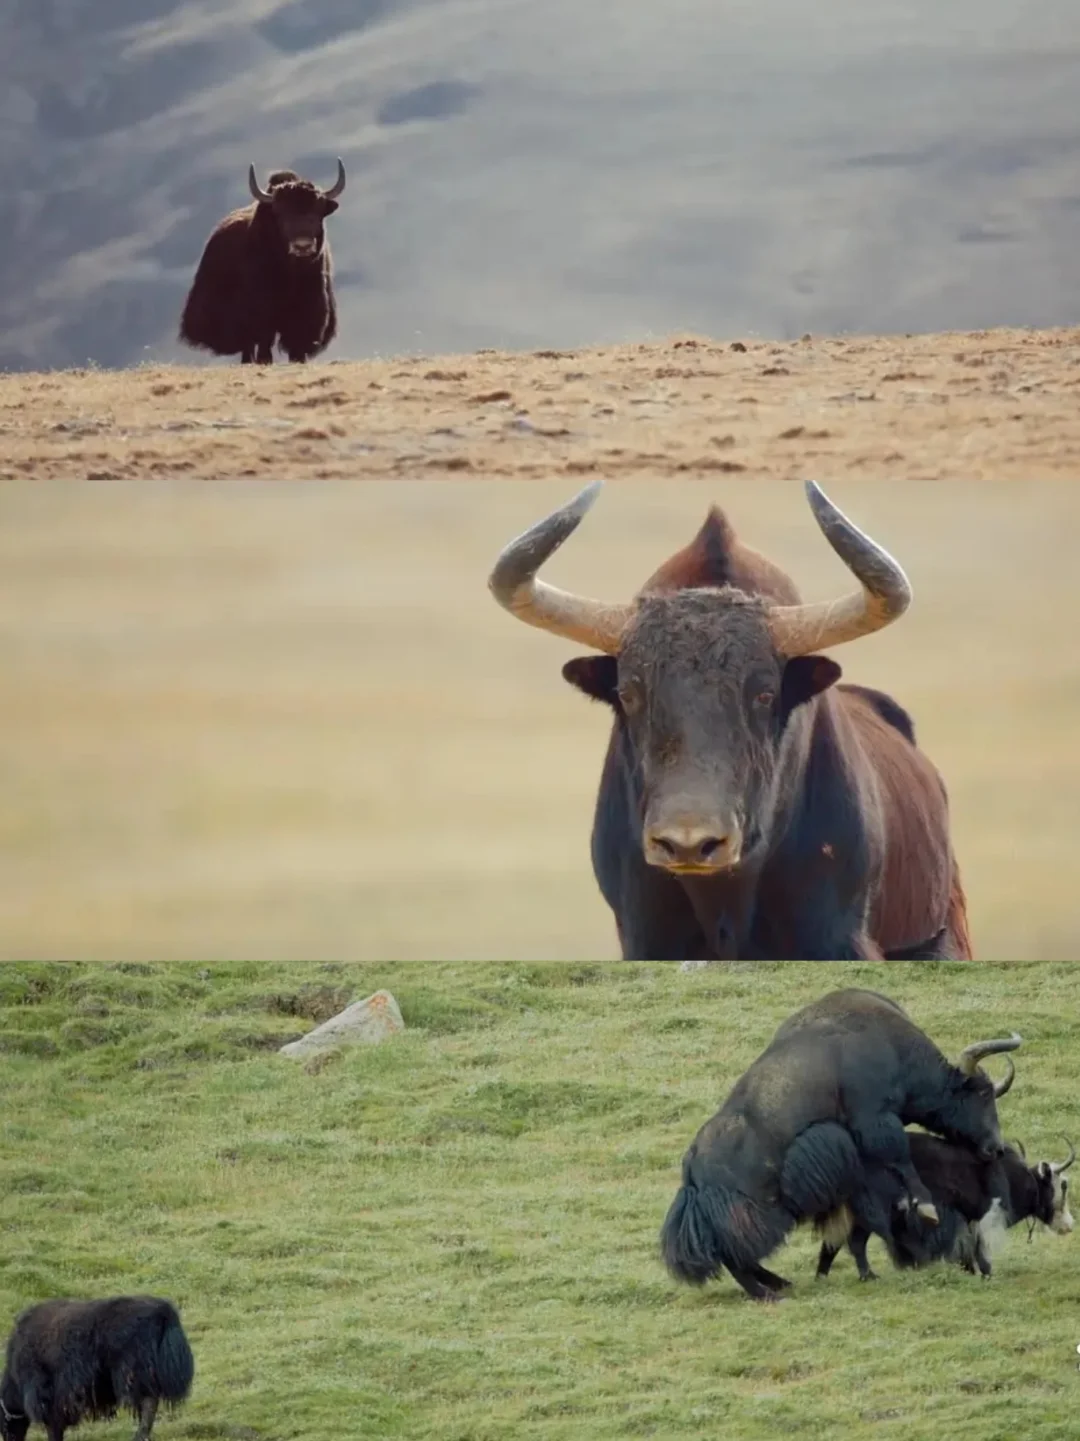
488 481 972 962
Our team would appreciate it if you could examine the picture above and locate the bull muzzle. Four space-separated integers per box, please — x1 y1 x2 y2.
644 816 743 874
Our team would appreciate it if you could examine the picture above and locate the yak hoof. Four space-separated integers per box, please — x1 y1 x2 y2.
915 1201 940 1225
858 1269 879 1282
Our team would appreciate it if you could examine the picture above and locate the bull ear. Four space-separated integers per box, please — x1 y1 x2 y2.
780 655 842 717
322 198 339 216
562 655 619 708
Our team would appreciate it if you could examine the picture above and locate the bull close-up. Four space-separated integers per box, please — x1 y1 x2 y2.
488 479 970 962
178 160 346 366
814 1133 1075 1282
658 988 1021 1302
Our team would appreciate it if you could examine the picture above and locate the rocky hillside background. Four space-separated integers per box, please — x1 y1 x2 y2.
3 0 1080 372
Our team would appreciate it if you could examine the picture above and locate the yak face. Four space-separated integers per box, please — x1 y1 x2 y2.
940 1069 1007 1160
1032 1162 1073 1234
264 178 338 259
563 589 841 875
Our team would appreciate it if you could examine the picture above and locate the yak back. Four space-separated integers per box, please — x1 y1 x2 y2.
686 990 949 1194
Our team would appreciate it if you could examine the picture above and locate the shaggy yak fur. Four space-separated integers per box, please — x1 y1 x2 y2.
659 988 1020 1302
561 503 973 961
814 1132 1074 1281
179 162 344 364
0 1296 194 1441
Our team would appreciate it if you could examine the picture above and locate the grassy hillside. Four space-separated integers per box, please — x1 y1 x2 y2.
0 962 1076 1440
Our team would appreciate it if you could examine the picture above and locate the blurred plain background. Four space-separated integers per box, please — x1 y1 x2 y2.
3 0 1080 370
0 479 1076 961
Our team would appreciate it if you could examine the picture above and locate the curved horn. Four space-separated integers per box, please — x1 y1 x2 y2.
992 1056 1015 1098
323 157 346 200
487 480 632 652
248 164 273 204
1051 1137 1076 1175
1011 1138 1026 1160
765 482 913 657
956 1032 1022 1077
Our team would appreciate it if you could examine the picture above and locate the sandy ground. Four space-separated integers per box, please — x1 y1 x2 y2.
3 326 1080 480
0 478 1076 962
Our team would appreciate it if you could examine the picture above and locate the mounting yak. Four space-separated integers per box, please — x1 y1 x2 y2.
488 479 971 961
657 988 1021 1302
814 1133 1075 1281
0 1295 194 1441
179 159 345 365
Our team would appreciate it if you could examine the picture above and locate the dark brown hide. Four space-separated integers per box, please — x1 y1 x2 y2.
179 170 339 365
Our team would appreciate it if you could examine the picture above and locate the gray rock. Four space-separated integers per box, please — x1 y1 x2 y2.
278 989 404 1058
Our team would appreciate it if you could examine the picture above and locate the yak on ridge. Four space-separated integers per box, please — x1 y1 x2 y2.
179 160 346 366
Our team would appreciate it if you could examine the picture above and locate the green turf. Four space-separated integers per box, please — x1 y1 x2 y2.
0 962 1077 1440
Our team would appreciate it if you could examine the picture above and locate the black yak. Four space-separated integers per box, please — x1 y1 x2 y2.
658 988 1020 1301
0 1296 194 1441
179 159 346 365
815 1133 1075 1281
487 479 972 960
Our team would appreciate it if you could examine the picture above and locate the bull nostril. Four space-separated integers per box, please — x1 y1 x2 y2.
697 836 726 861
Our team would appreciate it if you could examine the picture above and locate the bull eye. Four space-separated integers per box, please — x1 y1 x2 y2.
618 683 642 716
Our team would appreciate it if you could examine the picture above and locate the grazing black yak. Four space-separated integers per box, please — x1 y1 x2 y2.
487 479 973 960
179 159 346 365
815 1134 1075 1281
0 1296 194 1441
658 988 1020 1301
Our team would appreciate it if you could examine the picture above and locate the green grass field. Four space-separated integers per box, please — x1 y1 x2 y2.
1 962 1077 1440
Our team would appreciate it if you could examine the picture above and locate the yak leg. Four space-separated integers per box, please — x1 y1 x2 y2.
816 1240 841 1278
47 1425 65 1441
847 1226 879 1281
133 1397 158 1441
750 1262 792 1291
848 1111 939 1225
727 1264 786 1303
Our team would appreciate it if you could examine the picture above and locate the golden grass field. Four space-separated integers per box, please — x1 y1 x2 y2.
3 326 1080 480
0 478 1076 961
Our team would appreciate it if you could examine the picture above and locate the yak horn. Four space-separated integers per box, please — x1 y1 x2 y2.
956 1032 1022 1077
765 482 913 657
1051 1137 1076 1175
991 1056 1015 1098
1011 1138 1027 1160
248 165 273 204
324 157 346 199
487 480 631 652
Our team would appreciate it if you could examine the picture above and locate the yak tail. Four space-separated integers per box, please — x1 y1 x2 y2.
659 1180 790 1285
155 1312 195 1405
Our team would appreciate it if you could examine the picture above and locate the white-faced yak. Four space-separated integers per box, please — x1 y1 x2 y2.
179 160 345 365
488 478 972 961
815 1133 1074 1281
0 1296 194 1441
657 988 1021 1302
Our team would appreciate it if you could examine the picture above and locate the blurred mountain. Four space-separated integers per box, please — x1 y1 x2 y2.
2 0 1080 371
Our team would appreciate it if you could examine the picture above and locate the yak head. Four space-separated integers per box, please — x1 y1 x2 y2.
488 479 912 876
937 1036 1025 1159
248 159 346 258
1012 1137 1075 1234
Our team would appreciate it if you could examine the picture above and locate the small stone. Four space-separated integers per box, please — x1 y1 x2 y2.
278 990 404 1058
